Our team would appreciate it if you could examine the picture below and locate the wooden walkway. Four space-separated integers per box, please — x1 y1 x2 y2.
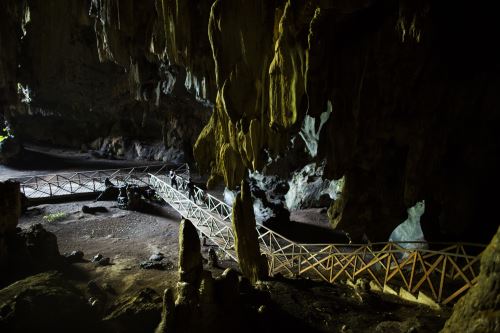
150 174 486 305
10 166 485 305
11 164 173 201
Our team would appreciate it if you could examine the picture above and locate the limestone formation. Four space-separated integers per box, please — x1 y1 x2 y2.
1 222 62 287
440 226 500 333
155 288 175 333
232 179 268 284
178 219 203 286
103 288 162 333
0 181 21 269
156 217 253 333
193 0 500 245
0 272 97 332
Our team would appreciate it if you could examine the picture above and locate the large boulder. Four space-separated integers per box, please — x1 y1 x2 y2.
441 226 500 332
232 179 268 284
2 224 62 287
0 271 97 333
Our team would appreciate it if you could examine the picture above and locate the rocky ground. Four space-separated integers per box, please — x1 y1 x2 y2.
6 199 452 332
18 200 235 298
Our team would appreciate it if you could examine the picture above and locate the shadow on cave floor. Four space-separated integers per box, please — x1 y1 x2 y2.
262 220 351 244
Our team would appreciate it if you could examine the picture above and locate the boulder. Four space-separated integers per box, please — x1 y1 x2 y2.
1 224 62 287
0 272 97 332
64 250 85 263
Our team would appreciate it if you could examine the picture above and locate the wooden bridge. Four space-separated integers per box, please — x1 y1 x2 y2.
149 173 485 306
10 163 183 203
11 165 485 305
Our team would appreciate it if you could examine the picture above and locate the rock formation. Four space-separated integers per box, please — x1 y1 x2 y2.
232 180 268 284
0 272 97 332
0 181 62 287
440 226 500 333
156 218 257 333
0 181 21 268
103 288 162 333
177 218 203 286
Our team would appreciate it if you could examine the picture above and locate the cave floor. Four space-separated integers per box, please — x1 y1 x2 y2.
19 200 235 299
0 144 168 181
16 200 451 332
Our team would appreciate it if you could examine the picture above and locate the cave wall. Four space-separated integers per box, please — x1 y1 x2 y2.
192 0 500 243
0 0 22 123
8 0 211 161
2 0 498 243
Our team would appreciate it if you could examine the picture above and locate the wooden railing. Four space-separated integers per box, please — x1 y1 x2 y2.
150 174 485 305
11 164 172 199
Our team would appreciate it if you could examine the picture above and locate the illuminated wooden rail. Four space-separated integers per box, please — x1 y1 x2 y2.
150 174 485 305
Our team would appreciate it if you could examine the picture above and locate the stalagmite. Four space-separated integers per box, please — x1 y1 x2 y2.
231 179 268 284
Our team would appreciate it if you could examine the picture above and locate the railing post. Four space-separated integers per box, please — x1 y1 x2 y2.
298 245 302 274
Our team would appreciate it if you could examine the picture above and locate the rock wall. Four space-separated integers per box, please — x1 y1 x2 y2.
6 0 211 162
0 0 22 161
441 226 500 333
193 0 500 243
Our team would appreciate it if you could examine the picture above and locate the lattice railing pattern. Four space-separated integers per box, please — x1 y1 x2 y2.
150 174 237 261
150 174 485 305
12 164 171 199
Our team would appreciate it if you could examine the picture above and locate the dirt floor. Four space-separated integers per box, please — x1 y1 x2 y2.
19 200 233 299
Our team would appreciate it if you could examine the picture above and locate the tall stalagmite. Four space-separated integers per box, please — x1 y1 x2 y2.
232 179 267 284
